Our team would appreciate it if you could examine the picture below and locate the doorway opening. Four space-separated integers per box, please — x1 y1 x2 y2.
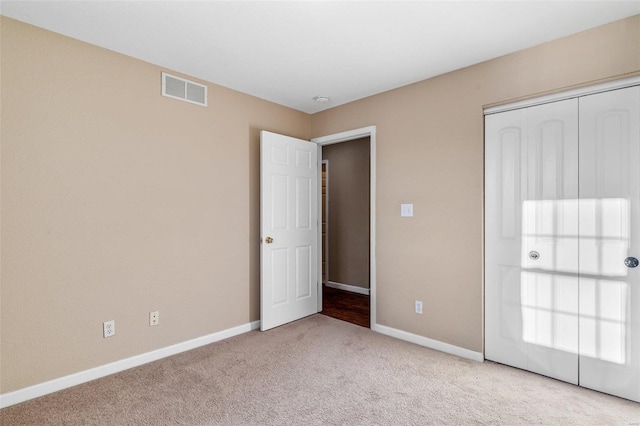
312 126 376 328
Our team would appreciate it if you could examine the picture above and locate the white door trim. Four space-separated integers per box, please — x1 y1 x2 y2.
484 75 640 115
321 159 329 285
312 126 376 328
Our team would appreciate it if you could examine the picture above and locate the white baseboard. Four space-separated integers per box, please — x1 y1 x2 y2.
372 323 484 363
326 281 370 295
0 320 261 409
0 319 482 408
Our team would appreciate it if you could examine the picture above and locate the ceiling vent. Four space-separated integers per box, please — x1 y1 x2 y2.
162 72 207 107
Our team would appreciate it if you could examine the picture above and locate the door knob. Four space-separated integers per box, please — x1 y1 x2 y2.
529 251 540 260
265 237 274 244
624 257 638 268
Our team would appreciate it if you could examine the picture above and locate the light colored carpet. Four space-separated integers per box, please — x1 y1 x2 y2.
1 314 639 425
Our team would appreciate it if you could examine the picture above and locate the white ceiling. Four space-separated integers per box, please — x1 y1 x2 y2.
1 1 639 113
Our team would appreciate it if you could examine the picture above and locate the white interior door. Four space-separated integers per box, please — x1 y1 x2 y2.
260 131 318 331
578 86 640 401
485 99 579 384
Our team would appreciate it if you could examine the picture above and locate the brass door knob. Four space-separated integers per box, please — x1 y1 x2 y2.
265 237 274 244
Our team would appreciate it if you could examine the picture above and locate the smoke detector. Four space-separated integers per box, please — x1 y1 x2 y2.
313 96 330 103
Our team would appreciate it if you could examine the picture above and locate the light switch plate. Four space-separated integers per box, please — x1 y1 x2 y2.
401 203 414 217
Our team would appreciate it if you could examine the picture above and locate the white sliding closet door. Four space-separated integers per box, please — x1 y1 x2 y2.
485 99 579 384
522 100 580 383
485 106 528 372
486 84 640 403
578 86 640 402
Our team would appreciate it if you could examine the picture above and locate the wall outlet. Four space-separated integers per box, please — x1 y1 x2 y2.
415 300 423 314
149 311 159 326
103 320 115 337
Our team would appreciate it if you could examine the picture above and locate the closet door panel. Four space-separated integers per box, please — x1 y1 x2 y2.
485 108 528 370
485 100 579 385
579 86 640 402
523 100 579 384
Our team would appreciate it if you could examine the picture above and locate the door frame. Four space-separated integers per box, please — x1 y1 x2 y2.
321 159 330 286
312 126 376 327
484 75 640 115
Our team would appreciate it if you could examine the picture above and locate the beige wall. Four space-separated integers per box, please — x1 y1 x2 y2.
0 17 310 393
322 137 370 289
311 15 640 352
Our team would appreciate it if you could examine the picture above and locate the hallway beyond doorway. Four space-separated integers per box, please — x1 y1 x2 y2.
321 284 369 328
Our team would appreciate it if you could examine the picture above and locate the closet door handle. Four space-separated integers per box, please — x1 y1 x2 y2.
624 257 638 268
529 251 540 260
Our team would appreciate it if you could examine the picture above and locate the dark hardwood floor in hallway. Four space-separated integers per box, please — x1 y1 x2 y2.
321 284 370 328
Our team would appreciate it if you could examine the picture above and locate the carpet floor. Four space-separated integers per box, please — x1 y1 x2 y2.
1 314 639 425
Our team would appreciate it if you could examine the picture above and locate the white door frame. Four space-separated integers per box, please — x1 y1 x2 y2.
321 159 330 286
312 126 376 327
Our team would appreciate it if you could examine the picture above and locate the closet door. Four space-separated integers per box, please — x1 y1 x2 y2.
523 100 579 383
485 99 579 383
485 107 528 371
578 86 640 402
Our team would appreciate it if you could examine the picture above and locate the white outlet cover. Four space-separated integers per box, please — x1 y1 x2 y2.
103 320 115 337
150 311 159 326
401 203 413 217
